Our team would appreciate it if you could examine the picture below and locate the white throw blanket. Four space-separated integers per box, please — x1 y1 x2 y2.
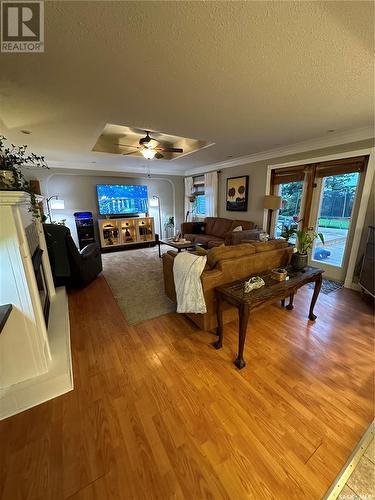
173 252 207 314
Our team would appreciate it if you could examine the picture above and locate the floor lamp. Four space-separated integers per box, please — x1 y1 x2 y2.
46 195 65 223
263 195 282 236
152 195 162 239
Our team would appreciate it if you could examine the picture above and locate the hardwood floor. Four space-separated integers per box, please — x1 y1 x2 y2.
0 276 373 499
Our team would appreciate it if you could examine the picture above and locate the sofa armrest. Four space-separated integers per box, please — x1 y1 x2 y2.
80 242 101 260
181 222 194 236
225 229 263 246
234 229 264 244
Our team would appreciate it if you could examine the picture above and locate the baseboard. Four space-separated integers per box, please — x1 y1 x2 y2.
0 287 73 420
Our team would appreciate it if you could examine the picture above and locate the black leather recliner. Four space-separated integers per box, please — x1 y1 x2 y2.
43 224 102 287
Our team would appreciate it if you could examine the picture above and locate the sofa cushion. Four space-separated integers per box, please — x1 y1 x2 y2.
230 219 254 231
194 234 221 245
251 239 289 252
207 239 225 249
207 243 256 268
183 233 196 242
204 217 217 235
192 222 206 234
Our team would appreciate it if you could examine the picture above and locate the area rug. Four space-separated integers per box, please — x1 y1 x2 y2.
308 278 343 295
102 246 176 325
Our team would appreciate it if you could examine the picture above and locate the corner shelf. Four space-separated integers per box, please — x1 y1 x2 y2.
98 217 155 250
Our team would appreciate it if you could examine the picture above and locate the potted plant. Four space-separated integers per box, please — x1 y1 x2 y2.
164 216 175 238
292 226 325 271
0 135 48 218
280 215 299 243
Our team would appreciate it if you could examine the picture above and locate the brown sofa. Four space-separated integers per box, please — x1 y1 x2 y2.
162 239 293 331
181 217 261 248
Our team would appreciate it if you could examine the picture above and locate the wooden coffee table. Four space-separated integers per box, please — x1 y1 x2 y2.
214 266 324 369
158 238 202 257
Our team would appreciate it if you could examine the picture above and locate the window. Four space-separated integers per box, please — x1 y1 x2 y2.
275 181 303 242
195 194 206 216
193 175 205 217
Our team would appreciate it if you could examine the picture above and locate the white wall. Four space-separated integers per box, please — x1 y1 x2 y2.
27 169 184 245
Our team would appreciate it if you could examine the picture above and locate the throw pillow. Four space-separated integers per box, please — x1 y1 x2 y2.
232 225 243 232
192 222 206 234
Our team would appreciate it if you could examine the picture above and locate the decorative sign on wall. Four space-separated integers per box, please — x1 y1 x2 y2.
226 175 249 211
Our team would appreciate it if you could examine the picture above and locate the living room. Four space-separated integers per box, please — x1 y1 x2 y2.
0 2 374 499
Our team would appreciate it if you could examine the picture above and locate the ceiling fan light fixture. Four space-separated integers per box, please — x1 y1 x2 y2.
142 148 156 160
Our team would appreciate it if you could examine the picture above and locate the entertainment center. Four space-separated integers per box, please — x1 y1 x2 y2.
96 183 156 250
98 216 155 249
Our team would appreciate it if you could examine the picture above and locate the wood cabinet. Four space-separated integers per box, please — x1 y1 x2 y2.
98 217 155 249
359 226 374 298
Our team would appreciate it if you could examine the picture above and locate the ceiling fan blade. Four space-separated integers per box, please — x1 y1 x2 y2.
155 152 164 159
117 143 141 149
122 151 139 156
156 147 183 153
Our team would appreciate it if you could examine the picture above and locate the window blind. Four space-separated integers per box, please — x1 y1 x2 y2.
315 155 369 178
271 166 306 185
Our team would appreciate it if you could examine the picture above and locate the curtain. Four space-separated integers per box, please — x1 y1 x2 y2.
204 171 218 217
184 177 193 221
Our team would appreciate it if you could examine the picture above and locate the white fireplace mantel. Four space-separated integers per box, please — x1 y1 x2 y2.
0 191 73 419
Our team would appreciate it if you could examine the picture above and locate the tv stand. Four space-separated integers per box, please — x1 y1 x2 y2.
98 216 155 250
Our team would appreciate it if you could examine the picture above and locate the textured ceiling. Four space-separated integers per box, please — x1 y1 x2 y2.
0 1 374 175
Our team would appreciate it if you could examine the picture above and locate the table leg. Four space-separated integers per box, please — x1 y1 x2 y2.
158 239 161 258
234 304 250 369
286 293 294 310
213 295 224 349
281 299 285 307
309 275 322 321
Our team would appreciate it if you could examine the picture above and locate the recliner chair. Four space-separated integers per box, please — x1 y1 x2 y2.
43 224 102 287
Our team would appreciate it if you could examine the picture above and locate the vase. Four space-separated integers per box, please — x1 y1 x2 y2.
291 252 308 271
0 170 14 189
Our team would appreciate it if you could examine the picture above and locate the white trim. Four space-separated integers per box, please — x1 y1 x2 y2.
268 148 373 169
185 126 374 176
46 160 186 177
0 287 73 420
265 147 374 287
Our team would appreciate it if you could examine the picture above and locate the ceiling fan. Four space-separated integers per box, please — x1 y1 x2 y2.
117 131 183 160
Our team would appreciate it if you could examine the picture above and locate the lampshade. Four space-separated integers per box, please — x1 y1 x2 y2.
263 195 282 210
50 198 65 210
149 197 159 207
142 148 156 160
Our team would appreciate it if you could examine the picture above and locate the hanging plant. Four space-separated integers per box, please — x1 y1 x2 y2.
0 135 49 219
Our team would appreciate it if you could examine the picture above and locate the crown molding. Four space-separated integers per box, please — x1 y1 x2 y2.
0 190 30 205
184 126 374 176
46 161 185 177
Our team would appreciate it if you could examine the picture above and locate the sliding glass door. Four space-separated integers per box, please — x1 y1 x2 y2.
271 155 368 282
309 172 361 281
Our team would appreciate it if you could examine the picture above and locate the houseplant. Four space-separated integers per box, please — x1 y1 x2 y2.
280 215 299 242
292 225 325 271
0 135 48 219
164 216 175 238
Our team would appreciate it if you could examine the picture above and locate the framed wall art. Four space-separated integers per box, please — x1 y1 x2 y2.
226 175 249 211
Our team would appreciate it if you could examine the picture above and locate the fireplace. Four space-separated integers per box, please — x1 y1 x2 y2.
25 223 51 327
32 247 50 326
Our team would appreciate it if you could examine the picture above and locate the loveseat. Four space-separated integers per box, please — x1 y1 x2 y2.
162 239 292 331
181 217 261 248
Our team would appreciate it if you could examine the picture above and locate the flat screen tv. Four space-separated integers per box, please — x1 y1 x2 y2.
96 184 148 216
